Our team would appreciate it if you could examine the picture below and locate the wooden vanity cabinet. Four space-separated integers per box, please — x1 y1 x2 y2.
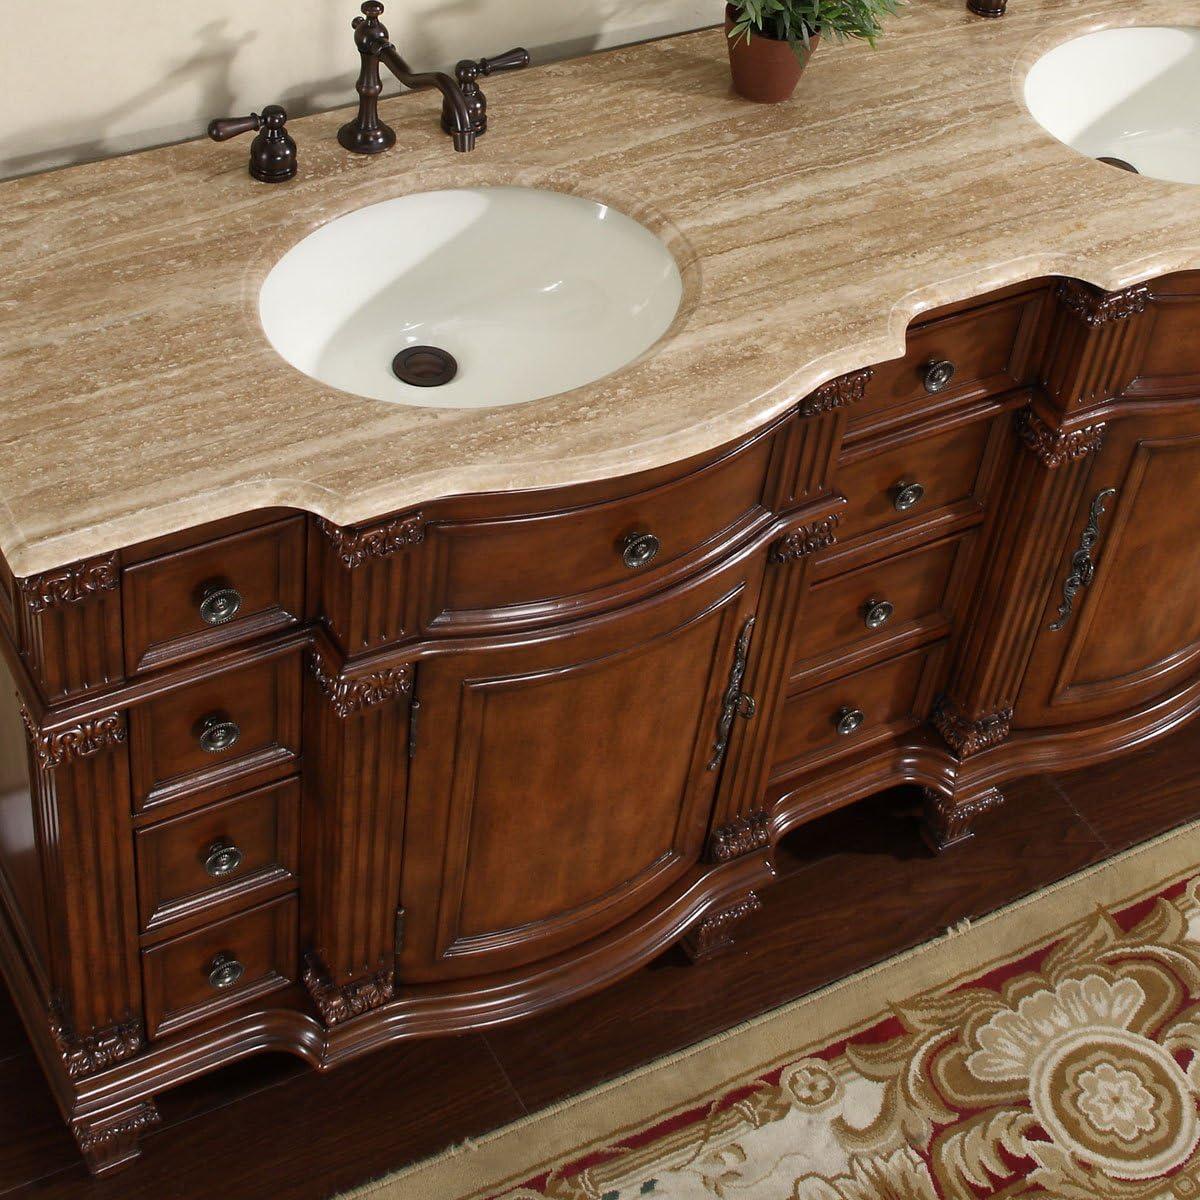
7 272 1200 1175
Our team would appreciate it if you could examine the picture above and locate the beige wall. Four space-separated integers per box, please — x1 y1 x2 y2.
0 0 713 179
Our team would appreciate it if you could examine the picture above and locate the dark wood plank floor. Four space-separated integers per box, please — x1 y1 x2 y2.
7 720 1200 1197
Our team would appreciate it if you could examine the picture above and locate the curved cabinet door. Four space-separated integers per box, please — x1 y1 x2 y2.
1016 403 1200 728
397 551 763 982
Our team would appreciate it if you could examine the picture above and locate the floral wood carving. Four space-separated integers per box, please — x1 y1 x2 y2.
682 892 763 961
19 703 127 770
1015 409 1106 469
769 514 841 564
73 1101 161 1154
1057 280 1151 327
799 367 873 417
18 553 119 615
922 787 1005 850
306 647 412 719
50 1010 144 1080
303 955 395 1026
709 811 771 863
317 515 424 569
931 696 1013 758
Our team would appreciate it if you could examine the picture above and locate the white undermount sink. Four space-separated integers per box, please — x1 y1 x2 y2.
1025 26 1200 184
258 186 684 409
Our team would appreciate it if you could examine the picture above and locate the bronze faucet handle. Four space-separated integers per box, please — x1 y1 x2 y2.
207 106 297 184
443 48 530 140
352 1 388 40
207 113 263 142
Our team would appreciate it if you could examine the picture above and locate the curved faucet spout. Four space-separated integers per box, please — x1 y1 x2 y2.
371 40 477 152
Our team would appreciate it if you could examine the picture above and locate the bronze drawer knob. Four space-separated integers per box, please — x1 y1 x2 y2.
621 532 661 570
921 359 956 394
198 584 243 626
835 706 866 737
203 840 244 879
198 715 241 755
892 481 926 512
863 599 895 630
207 953 245 991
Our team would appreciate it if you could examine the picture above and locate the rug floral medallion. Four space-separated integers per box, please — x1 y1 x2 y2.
348 829 1200 1200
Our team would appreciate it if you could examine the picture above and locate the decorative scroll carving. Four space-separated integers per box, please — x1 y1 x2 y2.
709 811 771 863
1057 280 1151 327
922 788 1005 851
708 618 757 772
307 647 412 719
769 514 841 564
1015 409 1106 469
18 553 119 615
73 1101 161 1155
303 955 395 1026
317 515 424 569
931 696 1013 758
19 704 127 771
50 1010 144 1080
1049 487 1119 632
799 367 873 417
682 892 763 961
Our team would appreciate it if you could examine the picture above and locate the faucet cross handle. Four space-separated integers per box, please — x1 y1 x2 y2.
443 47 531 139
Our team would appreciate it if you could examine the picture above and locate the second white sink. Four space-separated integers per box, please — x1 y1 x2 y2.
258 186 684 410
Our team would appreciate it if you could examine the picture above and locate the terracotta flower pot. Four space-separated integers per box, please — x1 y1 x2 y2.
724 4 819 103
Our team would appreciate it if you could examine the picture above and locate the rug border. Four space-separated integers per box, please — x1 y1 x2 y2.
338 817 1200 1200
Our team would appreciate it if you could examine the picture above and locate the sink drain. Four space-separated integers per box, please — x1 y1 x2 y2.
392 346 459 388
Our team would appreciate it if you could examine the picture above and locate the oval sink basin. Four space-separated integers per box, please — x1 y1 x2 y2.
1025 26 1200 184
258 187 684 409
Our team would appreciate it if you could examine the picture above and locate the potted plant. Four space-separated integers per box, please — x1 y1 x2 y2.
725 0 902 104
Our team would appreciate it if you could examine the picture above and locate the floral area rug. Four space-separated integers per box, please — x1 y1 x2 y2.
342 819 1200 1199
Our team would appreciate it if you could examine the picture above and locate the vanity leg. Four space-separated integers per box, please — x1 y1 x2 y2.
681 891 763 963
71 1100 161 1177
921 786 1005 852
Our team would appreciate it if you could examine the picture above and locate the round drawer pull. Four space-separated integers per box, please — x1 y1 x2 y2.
863 599 895 630
203 840 244 879
198 584 243 627
835 706 866 737
892 481 926 513
922 359 956 394
198 715 241 755
207 953 245 991
621 532 661 570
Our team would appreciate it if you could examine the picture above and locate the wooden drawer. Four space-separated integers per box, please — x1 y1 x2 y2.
773 644 943 776
420 429 776 632
129 654 301 812
795 536 965 675
837 417 996 549
135 779 300 935
142 895 297 1039
123 517 305 674
848 289 1042 433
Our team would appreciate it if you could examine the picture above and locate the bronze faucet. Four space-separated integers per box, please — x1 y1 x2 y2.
338 2 530 156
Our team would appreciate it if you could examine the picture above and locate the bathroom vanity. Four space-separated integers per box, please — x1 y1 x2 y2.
3 0 1200 1176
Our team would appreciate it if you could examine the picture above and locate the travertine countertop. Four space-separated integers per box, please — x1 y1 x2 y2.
2 0 1199 577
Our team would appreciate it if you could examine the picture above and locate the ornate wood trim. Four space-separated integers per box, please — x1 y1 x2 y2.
303 954 395 1026
708 811 771 863
1015 409 1106 469
18 553 119 615
306 646 413 719
317 515 424 570
50 1009 144 1079
1057 280 1151 328
931 696 1013 758
769 514 840 564
682 891 763 962
72 1101 160 1159
799 367 873 417
922 788 1005 851
19 704 127 770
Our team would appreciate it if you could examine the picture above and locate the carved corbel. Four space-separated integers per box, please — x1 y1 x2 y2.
19 703 127 771
799 367 873 417
931 696 1013 758
922 788 1005 851
1015 409 1106 469
316 515 424 570
1056 280 1151 327
302 953 395 1026
306 645 413 719
708 811 771 863
769 513 841 564
50 1008 145 1080
681 892 763 962
17 553 119 615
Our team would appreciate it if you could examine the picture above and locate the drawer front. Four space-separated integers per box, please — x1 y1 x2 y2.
848 289 1042 432
129 655 301 812
142 895 297 1039
123 517 305 674
837 418 994 548
795 537 964 673
135 779 300 934
421 431 775 631
773 644 942 775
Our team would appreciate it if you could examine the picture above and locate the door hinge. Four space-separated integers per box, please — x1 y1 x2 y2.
708 616 757 772
407 693 421 759
395 907 407 955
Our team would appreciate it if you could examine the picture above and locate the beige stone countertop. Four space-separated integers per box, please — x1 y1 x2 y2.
2 0 1199 577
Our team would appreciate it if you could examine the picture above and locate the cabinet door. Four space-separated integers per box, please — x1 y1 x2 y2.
1016 404 1200 727
398 553 762 982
